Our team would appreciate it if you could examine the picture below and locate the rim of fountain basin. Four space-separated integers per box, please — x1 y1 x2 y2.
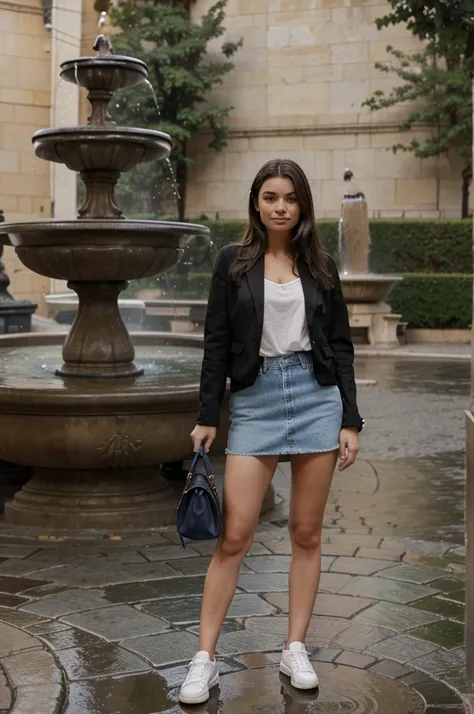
339 274 403 281
59 36 148 88
33 126 172 139
33 126 173 166
0 219 210 246
0 332 210 412
61 54 148 71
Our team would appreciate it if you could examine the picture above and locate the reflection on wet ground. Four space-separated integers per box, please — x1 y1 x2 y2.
355 357 468 460
349 357 468 544
65 671 174 714
355 356 469 395
327 452 465 545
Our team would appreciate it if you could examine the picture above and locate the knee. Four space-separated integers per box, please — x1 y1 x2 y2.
289 522 322 552
218 532 252 559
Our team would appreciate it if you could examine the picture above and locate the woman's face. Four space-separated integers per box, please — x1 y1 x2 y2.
255 176 301 234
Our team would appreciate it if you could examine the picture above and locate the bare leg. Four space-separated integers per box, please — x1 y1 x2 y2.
198 454 278 657
286 451 337 645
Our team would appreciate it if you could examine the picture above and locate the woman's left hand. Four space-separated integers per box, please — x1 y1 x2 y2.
338 428 359 471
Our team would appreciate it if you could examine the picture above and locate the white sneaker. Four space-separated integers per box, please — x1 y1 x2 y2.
280 641 319 690
179 651 219 704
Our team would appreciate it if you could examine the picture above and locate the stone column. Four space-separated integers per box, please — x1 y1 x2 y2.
49 0 82 294
339 170 370 275
466 77 474 683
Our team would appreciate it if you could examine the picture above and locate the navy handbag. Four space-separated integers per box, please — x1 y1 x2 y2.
176 446 222 548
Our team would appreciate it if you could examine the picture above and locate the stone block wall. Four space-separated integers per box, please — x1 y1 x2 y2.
0 0 52 311
187 0 466 220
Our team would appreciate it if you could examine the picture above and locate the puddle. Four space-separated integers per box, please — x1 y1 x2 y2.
64 671 174 714
168 664 425 713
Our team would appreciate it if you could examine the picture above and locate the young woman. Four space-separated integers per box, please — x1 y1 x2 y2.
179 158 363 705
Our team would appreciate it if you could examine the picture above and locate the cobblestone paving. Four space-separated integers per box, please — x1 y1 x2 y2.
0 354 470 712
0 483 469 713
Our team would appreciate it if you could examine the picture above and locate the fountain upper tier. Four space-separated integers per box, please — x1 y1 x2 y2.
61 34 148 127
29 34 173 219
61 36 147 98
34 126 172 174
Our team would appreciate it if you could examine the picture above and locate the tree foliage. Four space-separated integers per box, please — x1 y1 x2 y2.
110 0 241 219
363 0 474 215
374 0 474 60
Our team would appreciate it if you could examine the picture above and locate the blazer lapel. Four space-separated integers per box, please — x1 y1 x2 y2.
245 253 264 330
298 258 325 326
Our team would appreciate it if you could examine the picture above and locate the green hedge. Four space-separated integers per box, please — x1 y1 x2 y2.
200 219 473 274
368 221 472 274
387 274 472 329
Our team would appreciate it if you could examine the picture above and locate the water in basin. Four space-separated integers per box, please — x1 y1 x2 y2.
0 343 204 392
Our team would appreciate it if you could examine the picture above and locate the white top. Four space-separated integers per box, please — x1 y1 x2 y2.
259 278 311 357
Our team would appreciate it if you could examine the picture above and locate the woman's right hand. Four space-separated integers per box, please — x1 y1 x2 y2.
190 424 217 454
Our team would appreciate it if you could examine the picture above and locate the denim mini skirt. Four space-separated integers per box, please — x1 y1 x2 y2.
226 351 343 456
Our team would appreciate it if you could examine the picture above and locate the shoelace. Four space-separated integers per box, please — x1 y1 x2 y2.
186 659 210 684
289 650 313 671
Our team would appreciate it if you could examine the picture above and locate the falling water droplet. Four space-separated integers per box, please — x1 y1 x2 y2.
144 80 161 119
141 79 182 199
98 11 107 28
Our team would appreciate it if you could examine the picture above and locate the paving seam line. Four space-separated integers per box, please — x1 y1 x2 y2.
0 621 66 714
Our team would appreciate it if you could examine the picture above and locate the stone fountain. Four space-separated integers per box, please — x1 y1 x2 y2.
0 36 230 530
339 170 403 347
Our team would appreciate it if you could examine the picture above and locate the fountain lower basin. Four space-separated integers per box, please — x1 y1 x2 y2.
0 332 230 530
1 220 207 281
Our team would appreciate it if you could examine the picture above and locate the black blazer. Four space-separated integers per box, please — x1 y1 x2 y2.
197 243 364 432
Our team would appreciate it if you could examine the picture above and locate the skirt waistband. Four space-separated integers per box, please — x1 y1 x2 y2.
259 351 312 372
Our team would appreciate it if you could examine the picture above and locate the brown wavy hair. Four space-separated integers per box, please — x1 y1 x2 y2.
229 158 332 290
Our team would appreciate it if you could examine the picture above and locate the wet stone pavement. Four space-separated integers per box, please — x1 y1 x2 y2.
0 355 471 713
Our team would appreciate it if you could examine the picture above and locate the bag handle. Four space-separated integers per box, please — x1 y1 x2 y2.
190 444 213 476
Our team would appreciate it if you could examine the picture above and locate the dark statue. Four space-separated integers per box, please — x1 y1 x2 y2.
0 211 13 302
0 211 36 332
